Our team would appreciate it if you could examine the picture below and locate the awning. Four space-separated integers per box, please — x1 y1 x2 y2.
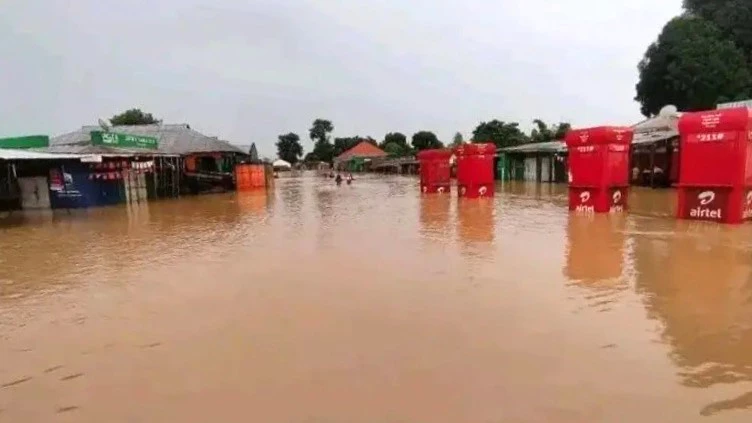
0 149 83 160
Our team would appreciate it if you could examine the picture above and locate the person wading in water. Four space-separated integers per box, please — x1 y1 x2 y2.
335 174 342 186
346 173 353 185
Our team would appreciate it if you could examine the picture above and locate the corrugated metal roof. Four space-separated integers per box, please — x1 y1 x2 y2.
49 124 246 156
0 149 82 160
499 141 566 153
632 129 678 145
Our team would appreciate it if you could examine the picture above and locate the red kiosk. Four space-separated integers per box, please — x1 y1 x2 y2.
677 107 752 224
417 148 452 194
455 143 495 198
565 126 632 213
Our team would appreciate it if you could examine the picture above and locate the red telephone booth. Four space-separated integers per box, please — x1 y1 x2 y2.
565 126 632 213
455 143 495 198
677 107 752 224
417 148 452 194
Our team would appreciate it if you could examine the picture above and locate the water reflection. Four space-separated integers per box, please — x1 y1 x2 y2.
456 198 494 257
564 214 626 283
631 220 752 415
419 195 451 241
236 190 273 217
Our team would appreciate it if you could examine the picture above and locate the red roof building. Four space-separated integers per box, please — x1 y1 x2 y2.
334 141 387 162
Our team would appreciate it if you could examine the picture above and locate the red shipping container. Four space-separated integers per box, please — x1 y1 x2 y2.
417 148 452 194
455 143 495 199
676 107 752 224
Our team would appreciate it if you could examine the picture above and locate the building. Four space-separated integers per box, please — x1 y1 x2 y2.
496 105 682 187
333 141 387 172
497 141 567 182
47 123 247 196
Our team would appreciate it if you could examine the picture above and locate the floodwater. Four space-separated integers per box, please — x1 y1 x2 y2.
2 175 752 422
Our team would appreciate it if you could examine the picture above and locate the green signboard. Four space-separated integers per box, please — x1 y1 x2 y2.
90 131 158 150
0 135 49 149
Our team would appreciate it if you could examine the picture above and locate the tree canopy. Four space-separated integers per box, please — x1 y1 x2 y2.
684 0 752 60
380 132 412 156
530 120 571 143
635 15 752 116
110 109 160 126
276 133 303 165
411 131 443 151
451 132 464 147
308 119 335 163
471 120 529 148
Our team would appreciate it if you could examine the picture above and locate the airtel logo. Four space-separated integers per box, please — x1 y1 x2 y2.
746 191 752 206
422 185 428 193
612 190 622 203
579 191 591 203
460 186 467 196
579 133 589 143
437 186 445 194
698 191 715 205
478 186 488 196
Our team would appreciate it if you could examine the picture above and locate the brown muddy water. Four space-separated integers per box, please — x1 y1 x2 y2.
2 175 752 422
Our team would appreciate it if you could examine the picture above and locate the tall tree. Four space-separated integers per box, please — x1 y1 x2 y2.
529 120 571 143
472 120 529 148
309 119 335 163
635 15 752 117
276 132 303 165
451 132 464 147
411 131 443 151
110 108 160 125
684 0 752 60
381 132 411 156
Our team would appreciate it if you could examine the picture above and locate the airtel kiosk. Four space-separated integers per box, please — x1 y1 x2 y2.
455 143 495 199
417 148 453 194
676 107 752 224
564 126 632 213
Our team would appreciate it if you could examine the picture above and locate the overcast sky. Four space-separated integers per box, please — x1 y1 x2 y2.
1 0 682 157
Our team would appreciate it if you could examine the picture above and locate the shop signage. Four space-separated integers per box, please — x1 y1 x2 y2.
717 99 752 109
0 135 49 149
90 131 158 150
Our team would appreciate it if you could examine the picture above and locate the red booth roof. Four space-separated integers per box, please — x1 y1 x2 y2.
454 143 496 156
565 126 633 147
678 107 752 134
417 148 454 160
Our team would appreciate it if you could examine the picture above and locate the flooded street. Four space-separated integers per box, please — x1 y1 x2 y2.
3 175 752 422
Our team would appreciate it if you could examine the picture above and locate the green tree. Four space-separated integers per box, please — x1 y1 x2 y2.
684 0 752 60
309 119 335 163
472 120 529 148
411 131 443 151
635 15 752 116
529 120 571 143
276 132 303 165
380 132 411 156
451 132 464 147
110 108 160 125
